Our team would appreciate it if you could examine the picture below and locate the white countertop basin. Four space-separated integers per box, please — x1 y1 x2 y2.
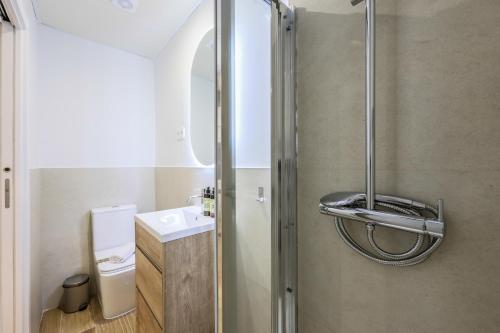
135 206 215 243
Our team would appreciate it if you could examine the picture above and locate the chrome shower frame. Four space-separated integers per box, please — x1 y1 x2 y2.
319 0 446 265
271 2 297 332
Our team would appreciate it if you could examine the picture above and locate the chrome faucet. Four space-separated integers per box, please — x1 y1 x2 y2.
187 194 203 205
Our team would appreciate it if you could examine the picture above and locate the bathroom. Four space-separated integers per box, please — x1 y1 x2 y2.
26 0 220 331
0 0 499 332
20 0 270 331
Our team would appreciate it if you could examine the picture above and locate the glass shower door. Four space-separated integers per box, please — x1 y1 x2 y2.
216 0 295 332
229 0 272 332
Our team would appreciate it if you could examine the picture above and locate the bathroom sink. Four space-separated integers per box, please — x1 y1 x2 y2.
134 206 215 243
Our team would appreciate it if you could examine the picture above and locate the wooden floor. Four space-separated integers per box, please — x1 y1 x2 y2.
40 298 136 333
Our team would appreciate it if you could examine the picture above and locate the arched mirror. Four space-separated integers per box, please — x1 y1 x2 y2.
190 29 215 166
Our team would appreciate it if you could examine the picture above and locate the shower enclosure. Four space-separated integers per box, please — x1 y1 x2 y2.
294 0 500 332
215 0 296 332
216 0 500 332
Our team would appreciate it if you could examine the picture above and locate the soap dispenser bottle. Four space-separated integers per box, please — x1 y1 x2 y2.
203 187 211 216
210 188 215 218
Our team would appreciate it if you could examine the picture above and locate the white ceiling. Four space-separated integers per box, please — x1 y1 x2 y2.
33 0 202 58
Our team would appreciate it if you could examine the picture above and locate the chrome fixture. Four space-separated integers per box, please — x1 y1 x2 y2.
365 0 375 210
320 193 444 238
255 186 265 203
187 194 203 205
350 0 365 6
319 0 445 266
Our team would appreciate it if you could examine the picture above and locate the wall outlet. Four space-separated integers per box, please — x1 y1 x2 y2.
176 127 186 141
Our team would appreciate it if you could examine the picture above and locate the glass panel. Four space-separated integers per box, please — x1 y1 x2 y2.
233 0 272 332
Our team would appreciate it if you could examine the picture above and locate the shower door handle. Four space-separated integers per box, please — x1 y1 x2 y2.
4 178 10 209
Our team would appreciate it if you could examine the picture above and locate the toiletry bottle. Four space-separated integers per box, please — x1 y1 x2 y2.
204 187 210 216
200 188 205 214
210 188 215 218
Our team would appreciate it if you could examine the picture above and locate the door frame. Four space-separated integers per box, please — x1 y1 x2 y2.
0 16 16 333
215 0 297 332
214 0 235 331
271 3 296 332
0 0 29 332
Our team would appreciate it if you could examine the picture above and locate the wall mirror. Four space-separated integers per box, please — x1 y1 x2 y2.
190 29 215 166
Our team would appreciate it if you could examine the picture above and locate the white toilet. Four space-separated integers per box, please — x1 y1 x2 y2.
91 204 137 319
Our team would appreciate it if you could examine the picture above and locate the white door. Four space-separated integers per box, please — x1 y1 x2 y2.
0 17 15 333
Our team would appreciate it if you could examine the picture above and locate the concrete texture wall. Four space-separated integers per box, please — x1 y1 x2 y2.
294 0 500 332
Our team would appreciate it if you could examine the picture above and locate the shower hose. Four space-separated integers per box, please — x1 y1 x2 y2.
334 201 443 266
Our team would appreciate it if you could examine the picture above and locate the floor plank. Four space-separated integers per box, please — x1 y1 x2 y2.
60 305 94 333
40 297 135 333
40 308 62 333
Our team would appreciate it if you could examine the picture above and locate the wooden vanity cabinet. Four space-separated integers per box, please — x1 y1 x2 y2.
135 223 215 333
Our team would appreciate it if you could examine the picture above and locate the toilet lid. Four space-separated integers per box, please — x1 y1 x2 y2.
97 252 135 273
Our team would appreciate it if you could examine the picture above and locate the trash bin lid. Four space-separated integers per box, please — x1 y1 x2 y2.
63 274 90 288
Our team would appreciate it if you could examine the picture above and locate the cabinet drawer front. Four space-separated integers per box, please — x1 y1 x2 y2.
164 231 215 332
136 222 163 271
136 248 163 328
136 289 162 333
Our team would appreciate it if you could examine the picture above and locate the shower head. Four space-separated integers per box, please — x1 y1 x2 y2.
350 0 365 6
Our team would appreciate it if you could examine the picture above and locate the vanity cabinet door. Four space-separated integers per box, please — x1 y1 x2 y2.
164 231 215 332
136 289 162 333
136 247 164 328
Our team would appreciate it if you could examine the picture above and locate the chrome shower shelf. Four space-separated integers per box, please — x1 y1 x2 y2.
318 0 446 266
319 192 445 238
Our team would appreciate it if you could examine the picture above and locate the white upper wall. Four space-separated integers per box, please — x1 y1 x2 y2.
30 24 156 168
29 0 270 169
155 0 214 167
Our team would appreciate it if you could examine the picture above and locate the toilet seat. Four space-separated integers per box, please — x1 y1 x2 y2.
97 254 135 274
95 244 136 274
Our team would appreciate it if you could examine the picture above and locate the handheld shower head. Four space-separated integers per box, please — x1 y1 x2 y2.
351 0 364 6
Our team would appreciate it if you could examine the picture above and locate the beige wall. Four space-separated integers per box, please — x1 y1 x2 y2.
156 167 214 210
295 0 500 332
37 168 155 310
30 170 42 333
35 166 213 312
